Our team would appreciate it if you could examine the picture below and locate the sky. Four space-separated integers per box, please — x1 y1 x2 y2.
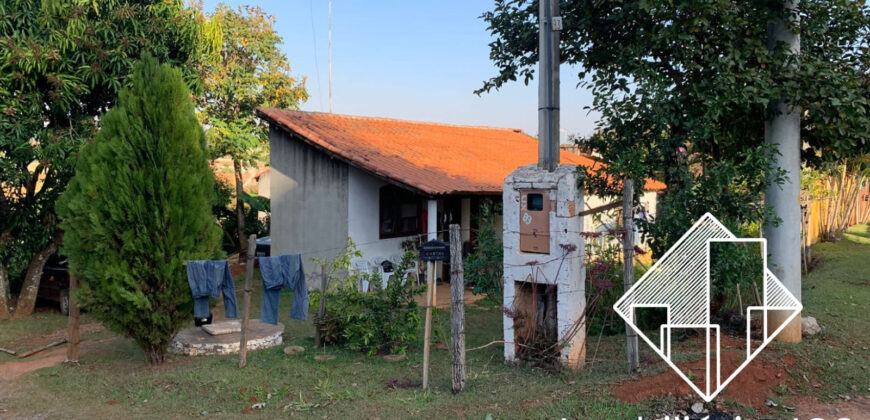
201 0 599 142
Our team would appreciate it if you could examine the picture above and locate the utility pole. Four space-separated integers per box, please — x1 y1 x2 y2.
764 0 802 343
328 0 333 113
538 0 560 172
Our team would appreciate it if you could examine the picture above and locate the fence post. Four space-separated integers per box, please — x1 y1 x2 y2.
449 224 466 393
422 261 434 390
65 276 80 364
315 264 328 348
622 178 639 373
238 234 256 368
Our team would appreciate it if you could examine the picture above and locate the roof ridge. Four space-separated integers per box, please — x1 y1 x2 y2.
260 107 527 134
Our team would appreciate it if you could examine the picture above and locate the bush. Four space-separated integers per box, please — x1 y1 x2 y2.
57 55 222 364
313 244 423 355
464 200 503 300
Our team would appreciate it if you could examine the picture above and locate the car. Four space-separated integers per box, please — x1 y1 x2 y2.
38 254 71 315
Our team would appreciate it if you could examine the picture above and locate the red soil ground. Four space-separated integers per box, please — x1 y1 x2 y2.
610 334 795 412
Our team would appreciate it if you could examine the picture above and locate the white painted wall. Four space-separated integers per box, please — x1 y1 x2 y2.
503 164 586 368
347 167 415 261
582 190 658 247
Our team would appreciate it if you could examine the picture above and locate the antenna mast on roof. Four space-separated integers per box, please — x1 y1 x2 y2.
328 0 333 113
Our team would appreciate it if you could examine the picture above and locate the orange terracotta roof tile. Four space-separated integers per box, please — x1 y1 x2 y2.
257 108 665 195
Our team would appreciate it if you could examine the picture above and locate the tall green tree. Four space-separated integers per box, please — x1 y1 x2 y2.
196 4 308 258
57 55 221 365
479 0 870 253
0 0 200 319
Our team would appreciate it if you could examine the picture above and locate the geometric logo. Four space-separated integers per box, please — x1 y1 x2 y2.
613 213 802 402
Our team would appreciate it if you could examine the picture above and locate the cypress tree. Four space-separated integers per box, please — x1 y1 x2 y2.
57 55 222 364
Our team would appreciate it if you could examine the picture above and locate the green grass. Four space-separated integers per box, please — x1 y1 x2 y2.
769 223 870 416
2 225 869 419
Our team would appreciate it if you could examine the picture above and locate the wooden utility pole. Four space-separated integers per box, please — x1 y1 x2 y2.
622 178 639 373
315 264 328 348
422 261 435 390
448 224 466 393
238 234 256 368
65 276 80 364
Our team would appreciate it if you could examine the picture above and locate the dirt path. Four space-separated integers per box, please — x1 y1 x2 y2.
0 346 71 382
793 395 870 419
0 323 105 381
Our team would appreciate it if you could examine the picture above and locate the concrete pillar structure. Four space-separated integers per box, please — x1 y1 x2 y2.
764 0 802 343
427 199 438 241
503 164 586 369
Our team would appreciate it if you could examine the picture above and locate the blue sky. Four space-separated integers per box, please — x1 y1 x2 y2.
201 0 598 141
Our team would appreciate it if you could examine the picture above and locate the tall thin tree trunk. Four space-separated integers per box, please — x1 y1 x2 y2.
14 237 59 318
233 159 247 260
0 263 11 320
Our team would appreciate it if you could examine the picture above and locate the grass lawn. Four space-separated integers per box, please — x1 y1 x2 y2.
1 225 868 419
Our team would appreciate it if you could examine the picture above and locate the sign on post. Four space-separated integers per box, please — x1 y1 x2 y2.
419 239 449 389
419 240 450 262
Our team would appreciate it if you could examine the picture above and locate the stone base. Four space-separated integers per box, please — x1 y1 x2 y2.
170 320 284 356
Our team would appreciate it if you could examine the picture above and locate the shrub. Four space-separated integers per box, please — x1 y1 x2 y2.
464 200 503 300
57 55 222 364
313 244 424 355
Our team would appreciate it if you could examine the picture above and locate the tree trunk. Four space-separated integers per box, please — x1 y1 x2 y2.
13 237 59 318
0 263 11 320
144 343 167 365
233 160 247 260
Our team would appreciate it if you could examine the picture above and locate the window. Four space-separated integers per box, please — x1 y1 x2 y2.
379 185 421 238
527 193 544 211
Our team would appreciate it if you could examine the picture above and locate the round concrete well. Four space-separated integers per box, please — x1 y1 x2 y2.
170 320 284 356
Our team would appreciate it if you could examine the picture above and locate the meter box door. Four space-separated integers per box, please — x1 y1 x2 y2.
519 190 550 254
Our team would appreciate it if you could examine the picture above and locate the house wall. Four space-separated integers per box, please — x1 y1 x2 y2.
582 190 658 241
269 127 349 269
347 167 415 260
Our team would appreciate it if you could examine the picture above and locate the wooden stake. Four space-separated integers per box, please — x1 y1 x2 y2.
736 283 744 317
449 224 466 393
65 276 80 363
238 234 257 368
422 261 434 390
622 177 639 373
315 264 328 348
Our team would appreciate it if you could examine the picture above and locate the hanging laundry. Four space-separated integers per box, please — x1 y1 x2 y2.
259 254 308 324
186 260 239 322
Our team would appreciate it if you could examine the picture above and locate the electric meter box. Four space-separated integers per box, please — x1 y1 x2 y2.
502 164 586 369
519 190 551 254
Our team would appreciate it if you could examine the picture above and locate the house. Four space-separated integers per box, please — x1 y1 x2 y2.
256 107 665 272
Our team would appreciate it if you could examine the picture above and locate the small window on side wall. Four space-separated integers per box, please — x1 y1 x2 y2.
379 185 421 239
527 193 544 211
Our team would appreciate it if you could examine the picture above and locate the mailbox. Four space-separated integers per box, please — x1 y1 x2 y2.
519 190 550 254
